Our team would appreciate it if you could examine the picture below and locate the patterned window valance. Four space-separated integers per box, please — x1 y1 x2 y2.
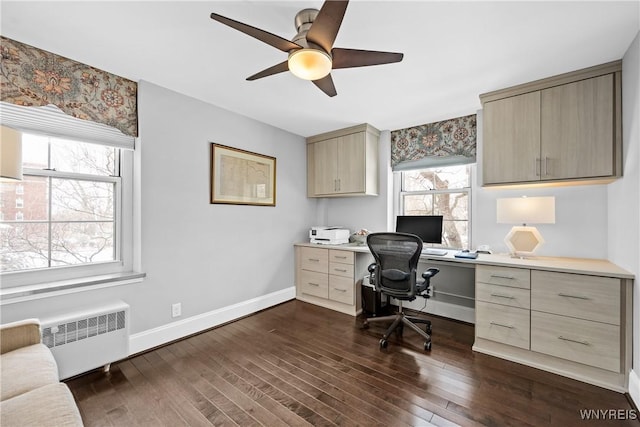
390 114 476 171
0 36 137 137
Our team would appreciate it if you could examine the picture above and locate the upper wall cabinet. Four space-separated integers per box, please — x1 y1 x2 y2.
480 61 622 186
307 124 380 197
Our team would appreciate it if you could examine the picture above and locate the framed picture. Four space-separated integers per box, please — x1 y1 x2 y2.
210 143 276 206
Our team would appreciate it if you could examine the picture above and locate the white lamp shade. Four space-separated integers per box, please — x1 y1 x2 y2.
497 196 555 225
1 125 23 181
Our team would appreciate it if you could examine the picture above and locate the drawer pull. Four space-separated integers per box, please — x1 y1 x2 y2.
490 322 514 329
334 256 347 259
558 293 591 300
490 274 515 280
333 288 347 292
334 268 348 273
558 336 590 346
308 282 320 287
308 258 320 262
490 293 515 299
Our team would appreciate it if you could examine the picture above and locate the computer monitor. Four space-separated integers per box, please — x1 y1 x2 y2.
395 215 443 244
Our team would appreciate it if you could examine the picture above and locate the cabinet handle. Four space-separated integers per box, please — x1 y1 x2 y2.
308 282 320 287
558 336 590 346
334 268 348 273
490 293 515 299
333 288 347 292
558 293 591 300
308 258 320 262
544 156 550 176
337 179 341 191
335 255 347 259
535 157 541 177
490 274 515 280
490 322 514 329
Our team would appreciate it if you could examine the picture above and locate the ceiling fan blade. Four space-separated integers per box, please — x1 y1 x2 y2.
331 48 404 69
312 74 337 97
210 13 301 52
306 1 349 53
246 61 289 81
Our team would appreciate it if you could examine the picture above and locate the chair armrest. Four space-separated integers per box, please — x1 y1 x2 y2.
422 268 440 280
0 319 41 354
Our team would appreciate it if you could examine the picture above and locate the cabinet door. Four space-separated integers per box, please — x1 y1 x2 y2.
541 74 614 180
336 133 366 193
483 92 541 184
312 138 339 195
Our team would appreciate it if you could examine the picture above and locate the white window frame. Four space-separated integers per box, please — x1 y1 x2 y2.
1 142 135 290
395 164 473 250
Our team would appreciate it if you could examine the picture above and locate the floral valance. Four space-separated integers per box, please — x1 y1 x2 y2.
390 114 476 171
0 36 137 137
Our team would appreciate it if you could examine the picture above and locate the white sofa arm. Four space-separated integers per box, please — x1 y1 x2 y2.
0 319 41 354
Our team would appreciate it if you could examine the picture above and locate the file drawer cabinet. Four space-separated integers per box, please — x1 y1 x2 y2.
474 263 632 392
295 245 373 316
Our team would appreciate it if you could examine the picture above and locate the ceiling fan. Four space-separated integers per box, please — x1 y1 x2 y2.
210 1 403 97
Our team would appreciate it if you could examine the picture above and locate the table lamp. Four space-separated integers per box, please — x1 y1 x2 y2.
496 196 555 258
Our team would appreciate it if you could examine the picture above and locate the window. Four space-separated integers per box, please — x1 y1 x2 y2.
399 164 472 249
0 133 125 275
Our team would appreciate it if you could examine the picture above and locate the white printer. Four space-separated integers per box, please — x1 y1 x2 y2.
309 226 350 245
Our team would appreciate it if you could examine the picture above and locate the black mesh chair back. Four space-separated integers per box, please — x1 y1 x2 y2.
367 232 423 300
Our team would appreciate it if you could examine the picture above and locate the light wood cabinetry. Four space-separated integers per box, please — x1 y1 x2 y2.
474 264 632 392
307 124 380 197
295 245 372 316
480 61 622 186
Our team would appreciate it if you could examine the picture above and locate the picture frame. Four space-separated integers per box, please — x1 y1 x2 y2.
210 143 276 206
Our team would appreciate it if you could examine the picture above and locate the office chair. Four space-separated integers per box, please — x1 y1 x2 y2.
363 232 439 350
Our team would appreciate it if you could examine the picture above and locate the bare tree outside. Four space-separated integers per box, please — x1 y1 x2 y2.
402 165 471 249
0 134 117 272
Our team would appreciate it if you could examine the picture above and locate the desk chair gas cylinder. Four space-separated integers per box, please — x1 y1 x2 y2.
362 232 439 351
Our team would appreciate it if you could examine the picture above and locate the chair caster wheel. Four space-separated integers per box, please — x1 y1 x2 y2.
424 341 432 351
361 321 369 329
379 339 388 349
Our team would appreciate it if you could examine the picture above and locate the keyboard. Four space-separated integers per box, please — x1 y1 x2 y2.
422 248 448 256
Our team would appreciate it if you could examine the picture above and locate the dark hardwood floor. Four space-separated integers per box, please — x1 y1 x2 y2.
66 300 638 426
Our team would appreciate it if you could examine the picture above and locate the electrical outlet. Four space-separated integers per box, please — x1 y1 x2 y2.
171 303 181 318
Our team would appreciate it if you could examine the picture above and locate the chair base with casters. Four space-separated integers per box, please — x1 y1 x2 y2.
362 299 433 350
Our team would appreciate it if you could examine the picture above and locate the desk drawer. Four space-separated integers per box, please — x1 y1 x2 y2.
476 282 530 309
329 262 353 278
531 311 620 372
299 269 328 298
329 250 354 265
300 247 328 273
476 265 530 289
476 301 530 350
329 275 354 305
531 271 620 325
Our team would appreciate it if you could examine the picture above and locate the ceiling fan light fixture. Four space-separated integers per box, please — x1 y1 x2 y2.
288 49 332 81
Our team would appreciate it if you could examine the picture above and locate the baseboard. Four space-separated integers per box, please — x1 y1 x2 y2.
629 369 639 408
129 287 295 354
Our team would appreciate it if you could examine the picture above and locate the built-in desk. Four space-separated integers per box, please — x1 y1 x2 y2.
294 242 634 392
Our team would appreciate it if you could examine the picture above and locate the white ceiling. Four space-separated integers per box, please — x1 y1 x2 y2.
1 1 639 137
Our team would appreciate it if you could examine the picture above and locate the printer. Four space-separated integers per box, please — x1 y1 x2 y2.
309 226 350 245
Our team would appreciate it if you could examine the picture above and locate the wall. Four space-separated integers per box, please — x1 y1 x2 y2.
1 81 316 353
609 31 640 405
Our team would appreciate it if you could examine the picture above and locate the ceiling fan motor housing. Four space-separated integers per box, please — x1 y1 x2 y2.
292 9 324 52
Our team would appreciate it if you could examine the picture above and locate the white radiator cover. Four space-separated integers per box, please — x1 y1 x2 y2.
40 301 129 380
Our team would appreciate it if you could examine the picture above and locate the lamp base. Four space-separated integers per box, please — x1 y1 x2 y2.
504 226 545 258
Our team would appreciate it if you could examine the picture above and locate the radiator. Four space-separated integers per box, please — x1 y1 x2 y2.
40 301 130 380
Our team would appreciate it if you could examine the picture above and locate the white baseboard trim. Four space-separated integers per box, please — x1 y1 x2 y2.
129 287 295 355
629 369 639 408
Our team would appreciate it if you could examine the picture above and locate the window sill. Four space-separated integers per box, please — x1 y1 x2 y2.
0 271 146 305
